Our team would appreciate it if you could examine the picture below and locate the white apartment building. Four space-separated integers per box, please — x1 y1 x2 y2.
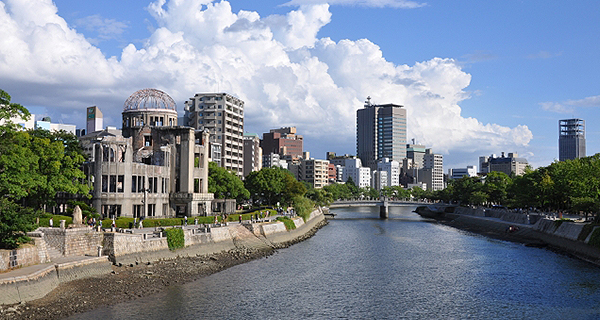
423 150 444 191
184 93 244 176
342 158 371 188
377 158 400 188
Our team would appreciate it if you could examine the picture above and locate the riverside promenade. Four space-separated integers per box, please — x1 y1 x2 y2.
0 209 326 306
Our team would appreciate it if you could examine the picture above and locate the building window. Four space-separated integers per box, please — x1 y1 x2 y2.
101 175 108 192
133 205 143 218
132 175 137 193
109 175 116 193
147 204 156 217
144 136 152 147
117 175 124 193
194 178 200 193
163 204 169 216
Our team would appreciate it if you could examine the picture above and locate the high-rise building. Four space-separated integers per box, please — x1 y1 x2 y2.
86 106 103 134
261 127 303 160
342 158 371 188
423 150 444 191
184 93 244 176
559 118 586 161
243 133 262 177
356 97 407 170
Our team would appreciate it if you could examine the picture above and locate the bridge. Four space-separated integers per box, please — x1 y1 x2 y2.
329 200 429 219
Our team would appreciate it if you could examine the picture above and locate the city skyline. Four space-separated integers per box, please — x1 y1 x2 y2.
1 0 599 170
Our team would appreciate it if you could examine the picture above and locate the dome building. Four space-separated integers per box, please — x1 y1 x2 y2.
78 89 215 219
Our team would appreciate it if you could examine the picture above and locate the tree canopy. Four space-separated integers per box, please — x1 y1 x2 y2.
207 161 249 202
244 167 306 206
0 89 90 248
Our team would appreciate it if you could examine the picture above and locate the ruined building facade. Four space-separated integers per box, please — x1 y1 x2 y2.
80 89 214 219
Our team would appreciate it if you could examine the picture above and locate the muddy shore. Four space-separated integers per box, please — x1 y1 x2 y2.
0 219 327 320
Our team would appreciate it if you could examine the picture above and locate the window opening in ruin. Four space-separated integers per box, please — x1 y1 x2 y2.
194 178 199 193
102 175 108 192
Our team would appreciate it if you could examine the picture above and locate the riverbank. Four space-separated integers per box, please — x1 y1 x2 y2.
0 217 327 319
415 205 600 266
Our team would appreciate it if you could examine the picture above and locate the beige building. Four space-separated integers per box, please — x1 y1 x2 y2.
300 159 330 189
184 93 244 176
243 133 262 177
80 89 214 218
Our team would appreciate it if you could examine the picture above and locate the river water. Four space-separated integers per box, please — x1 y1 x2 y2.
73 206 600 319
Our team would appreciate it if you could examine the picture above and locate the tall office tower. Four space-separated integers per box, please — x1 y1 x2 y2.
356 97 407 170
184 93 245 176
243 133 262 177
261 127 303 160
423 149 444 191
86 106 103 134
559 118 586 161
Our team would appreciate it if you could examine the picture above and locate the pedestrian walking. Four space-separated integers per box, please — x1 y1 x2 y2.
49 218 53 228
239 215 242 223
184 215 188 226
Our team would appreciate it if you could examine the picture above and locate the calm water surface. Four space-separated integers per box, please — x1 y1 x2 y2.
72 206 600 319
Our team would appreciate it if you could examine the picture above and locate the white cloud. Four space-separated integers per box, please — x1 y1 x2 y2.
0 0 531 161
540 95 600 113
282 0 426 9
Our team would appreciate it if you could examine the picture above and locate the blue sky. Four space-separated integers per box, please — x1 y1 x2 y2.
1 0 599 170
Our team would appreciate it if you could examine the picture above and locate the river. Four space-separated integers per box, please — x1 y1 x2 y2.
72 206 600 319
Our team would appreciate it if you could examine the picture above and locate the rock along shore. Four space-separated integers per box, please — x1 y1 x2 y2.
0 217 328 320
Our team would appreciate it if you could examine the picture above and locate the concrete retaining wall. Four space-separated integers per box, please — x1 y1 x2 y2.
445 209 600 264
41 227 104 257
0 257 111 306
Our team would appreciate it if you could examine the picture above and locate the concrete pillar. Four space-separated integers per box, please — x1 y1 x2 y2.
379 201 389 219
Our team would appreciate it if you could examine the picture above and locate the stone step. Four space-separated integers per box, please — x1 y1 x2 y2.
46 246 63 260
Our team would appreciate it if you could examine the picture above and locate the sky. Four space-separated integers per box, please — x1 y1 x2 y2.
1 0 599 170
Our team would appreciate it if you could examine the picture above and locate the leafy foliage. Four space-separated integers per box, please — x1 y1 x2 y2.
0 198 37 249
165 228 185 250
244 167 306 206
208 161 250 202
276 216 297 230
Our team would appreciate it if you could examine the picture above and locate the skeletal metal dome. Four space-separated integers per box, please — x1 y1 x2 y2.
123 88 177 112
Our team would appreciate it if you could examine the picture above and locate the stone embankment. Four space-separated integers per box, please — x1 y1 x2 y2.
417 205 600 264
0 209 327 318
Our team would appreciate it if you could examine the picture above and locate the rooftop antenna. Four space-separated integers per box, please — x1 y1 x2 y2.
365 96 372 106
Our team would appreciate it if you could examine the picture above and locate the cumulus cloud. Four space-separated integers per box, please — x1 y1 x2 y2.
282 0 426 9
0 0 531 160
540 95 600 113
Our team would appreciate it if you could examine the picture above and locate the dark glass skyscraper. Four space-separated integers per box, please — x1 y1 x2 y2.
559 118 585 161
356 97 407 170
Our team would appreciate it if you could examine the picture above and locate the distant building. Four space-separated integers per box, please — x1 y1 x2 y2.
356 97 407 170
376 158 400 189
342 158 371 188
243 133 262 177
559 118 585 161
261 127 303 160
184 92 244 176
263 152 287 169
480 152 528 176
299 158 330 189
86 106 103 134
422 150 444 191
448 166 477 180
327 163 337 184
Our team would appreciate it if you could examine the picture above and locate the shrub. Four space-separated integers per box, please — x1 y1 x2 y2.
292 196 314 222
276 216 296 230
39 215 73 227
165 228 185 250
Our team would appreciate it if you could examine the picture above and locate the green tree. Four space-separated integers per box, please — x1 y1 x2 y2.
483 171 511 205
0 198 37 249
244 167 305 206
208 162 249 202
306 188 334 206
